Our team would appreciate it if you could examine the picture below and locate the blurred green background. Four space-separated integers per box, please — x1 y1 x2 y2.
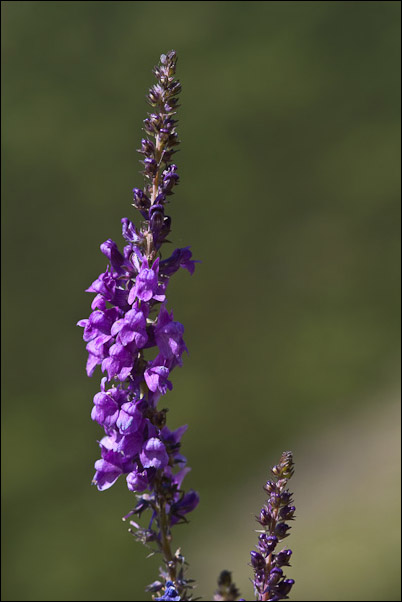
2 1 401 600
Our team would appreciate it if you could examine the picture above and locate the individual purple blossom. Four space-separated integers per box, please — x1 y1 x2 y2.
160 246 198 277
144 354 173 394
140 437 169 470
84 333 114 377
101 341 136 381
116 399 145 435
128 256 165 304
100 238 126 274
111 302 149 348
155 581 181 602
91 377 124 429
93 438 137 491
169 489 200 525
86 266 129 309
155 305 187 361
93 456 124 492
126 463 149 492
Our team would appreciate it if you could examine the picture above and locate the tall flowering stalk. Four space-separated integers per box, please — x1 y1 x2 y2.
78 50 296 602
78 50 198 601
250 452 295 601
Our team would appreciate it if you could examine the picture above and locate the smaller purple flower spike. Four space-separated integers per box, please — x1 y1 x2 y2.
250 452 296 601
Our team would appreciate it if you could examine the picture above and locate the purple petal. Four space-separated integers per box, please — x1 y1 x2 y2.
92 459 122 491
140 437 169 469
126 465 149 492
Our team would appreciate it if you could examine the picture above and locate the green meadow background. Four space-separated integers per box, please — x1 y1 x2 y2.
2 1 400 600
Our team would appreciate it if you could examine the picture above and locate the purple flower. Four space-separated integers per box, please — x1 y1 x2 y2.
111 303 149 348
155 305 187 362
251 452 296 601
79 50 199 601
161 425 188 464
132 187 151 217
144 354 173 394
93 457 123 491
170 490 199 525
161 164 179 195
155 581 181 602
85 334 113 377
92 439 134 491
126 464 149 492
91 377 125 429
78 306 125 377
100 239 126 274
128 256 165 304
116 399 145 435
121 217 144 245
160 246 198 277
116 431 144 459
101 341 135 381
86 267 128 309
140 437 169 469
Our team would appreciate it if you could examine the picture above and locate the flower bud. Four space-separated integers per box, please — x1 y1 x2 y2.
250 551 265 571
132 188 151 215
275 522 291 539
275 549 292 567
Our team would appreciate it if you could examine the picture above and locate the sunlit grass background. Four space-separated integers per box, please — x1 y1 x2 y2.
2 1 400 600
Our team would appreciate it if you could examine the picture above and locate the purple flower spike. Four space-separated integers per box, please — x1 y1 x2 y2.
250 452 296 601
78 50 198 601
